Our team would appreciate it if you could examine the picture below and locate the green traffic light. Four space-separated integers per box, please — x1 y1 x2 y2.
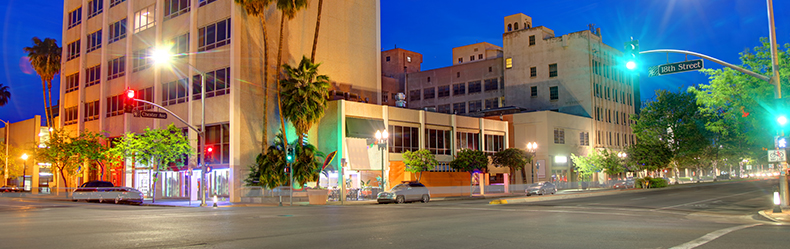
626 61 637 70
778 116 787 126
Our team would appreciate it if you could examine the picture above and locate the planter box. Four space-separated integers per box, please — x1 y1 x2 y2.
307 189 329 205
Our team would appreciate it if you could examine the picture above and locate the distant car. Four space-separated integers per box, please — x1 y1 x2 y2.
377 182 430 204
526 181 557 196
0 186 22 193
72 181 143 204
612 180 635 189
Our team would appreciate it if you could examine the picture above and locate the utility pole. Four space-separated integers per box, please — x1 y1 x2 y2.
766 0 788 208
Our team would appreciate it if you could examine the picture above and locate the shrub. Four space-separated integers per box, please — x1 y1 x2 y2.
636 177 668 188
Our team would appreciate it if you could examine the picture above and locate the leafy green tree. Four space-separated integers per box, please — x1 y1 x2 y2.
0 143 24 179
491 148 528 184
246 132 287 189
0 83 10 107
626 139 672 173
23 37 61 131
450 149 488 196
234 0 273 148
402 149 438 182
280 56 331 147
35 129 83 189
570 151 603 182
75 131 123 180
598 149 627 176
292 143 324 187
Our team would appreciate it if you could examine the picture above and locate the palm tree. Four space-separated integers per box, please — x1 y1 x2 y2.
310 0 324 63
24 37 61 131
273 0 308 161
235 0 274 153
280 56 330 146
0 84 10 107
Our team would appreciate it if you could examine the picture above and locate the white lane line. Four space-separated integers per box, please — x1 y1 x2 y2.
655 190 757 211
631 197 647 200
669 223 762 249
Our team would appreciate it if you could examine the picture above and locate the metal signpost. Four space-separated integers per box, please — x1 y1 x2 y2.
647 59 703 77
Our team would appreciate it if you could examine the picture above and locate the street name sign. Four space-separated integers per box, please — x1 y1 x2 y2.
648 59 703 77
135 110 168 119
768 149 786 162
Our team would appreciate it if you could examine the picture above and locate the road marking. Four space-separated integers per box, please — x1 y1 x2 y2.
669 223 762 249
655 190 757 211
631 197 647 200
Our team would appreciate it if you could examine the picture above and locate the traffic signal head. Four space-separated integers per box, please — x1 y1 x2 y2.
778 116 788 126
123 89 136 113
286 147 295 163
777 136 787 149
624 39 640 70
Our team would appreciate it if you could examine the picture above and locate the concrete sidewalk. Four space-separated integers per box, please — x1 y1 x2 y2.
758 209 790 224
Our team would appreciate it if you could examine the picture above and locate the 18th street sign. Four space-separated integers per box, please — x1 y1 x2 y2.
648 59 703 77
133 110 168 119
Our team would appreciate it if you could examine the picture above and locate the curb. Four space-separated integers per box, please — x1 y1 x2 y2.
757 210 781 223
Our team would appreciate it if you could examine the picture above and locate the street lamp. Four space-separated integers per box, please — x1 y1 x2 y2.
375 130 388 191
1 119 8 186
21 153 28 190
526 142 538 183
152 47 208 207
617 152 627 184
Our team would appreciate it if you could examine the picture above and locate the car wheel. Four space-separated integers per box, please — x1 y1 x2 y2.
115 198 120 204
396 196 405 204
421 195 430 203
539 189 545 195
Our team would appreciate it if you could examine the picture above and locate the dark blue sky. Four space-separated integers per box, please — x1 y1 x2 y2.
1 0 788 124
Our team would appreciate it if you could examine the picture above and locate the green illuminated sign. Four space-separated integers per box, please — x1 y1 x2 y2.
648 59 703 77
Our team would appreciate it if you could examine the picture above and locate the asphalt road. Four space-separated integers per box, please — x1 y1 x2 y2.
0 179 786 249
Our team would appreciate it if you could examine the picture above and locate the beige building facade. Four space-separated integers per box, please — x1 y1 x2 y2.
60 0 381 202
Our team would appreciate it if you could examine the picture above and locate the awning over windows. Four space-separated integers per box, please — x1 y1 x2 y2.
345 138 381 171
345 117 385 138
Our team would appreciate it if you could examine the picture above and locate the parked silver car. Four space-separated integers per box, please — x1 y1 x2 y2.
377 182 430 204
72 181 143 204
526 181 557 196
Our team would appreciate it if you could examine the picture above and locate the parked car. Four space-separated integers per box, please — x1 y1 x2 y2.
0 185 22 193
72 181 143 204
377 182 430 204
526 181 557 196
612 180 635 189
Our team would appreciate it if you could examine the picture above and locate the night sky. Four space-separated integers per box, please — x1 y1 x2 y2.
1 0 789 124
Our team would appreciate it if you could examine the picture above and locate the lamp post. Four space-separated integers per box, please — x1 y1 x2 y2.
617 152 627 185
21 153 28 190
526 142 537 184
1 119 8 186
375 130 388 192
152 48 208 207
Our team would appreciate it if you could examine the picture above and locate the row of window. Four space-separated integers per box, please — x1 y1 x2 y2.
458 54 484 63
386 125 505 155
410 78 500 102
426 98 500 115
595 107 631 126
68 1 126 29
529 86 560 100
553 129 591 146
597 130 634 147
594 83 632 106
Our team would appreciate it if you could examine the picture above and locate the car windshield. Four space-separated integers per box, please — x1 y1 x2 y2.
390 184 409 191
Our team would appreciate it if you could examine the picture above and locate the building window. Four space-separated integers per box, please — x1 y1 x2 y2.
65 73 79 93
163 78 188 106
64 106 79 125
165 0 190 21
550 86 558 100
132 47 153 72
479 54 483 60
423 87 435 100
530 67 537 77
133 87 154 111
458 58 463 63
87 0 103 19
106 94 125 117
453 102 466 114
66 40 80 61
580 132 589 146
409 90 420 101
507 24 512 31
469 100 482 112
453 83 465 96
133 5 156 33
427 77 431 82
84 100 100 122
407 56 412 62
531 86 537 97
485 98 498 109
108 56 126 80
554 128 565 144
470 55 475 61
484 134 505 155
438 85 450 98
468 81 481 94
456 72 460 78
381 92 389 103
385 56 390 62
549 63 558 77
425 129 451 155
68 7 82 29
168 33 190 57
192 67 231 100
199 0 219 7
85 65 101 87
488 66 493 73
108 19 127 44
607 109 611 123
198 123 231 165
506 58 512 69
110 0 126 8
388 125 419 153
484 78 498 91
438 104 451 114
456 132 479 151
198 18 231 52
87 30 102 53
514 22 519 30
529 35 536 46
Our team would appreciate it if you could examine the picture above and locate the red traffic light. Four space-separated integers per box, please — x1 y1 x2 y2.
207 147 213 153
126 89 136 99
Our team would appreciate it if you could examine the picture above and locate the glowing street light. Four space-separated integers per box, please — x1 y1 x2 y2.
527 142 538 183
778 116 787 126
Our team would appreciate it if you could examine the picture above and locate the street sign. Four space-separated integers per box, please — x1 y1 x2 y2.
768 149 786 162
135 110 168 119
648 59 703 77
